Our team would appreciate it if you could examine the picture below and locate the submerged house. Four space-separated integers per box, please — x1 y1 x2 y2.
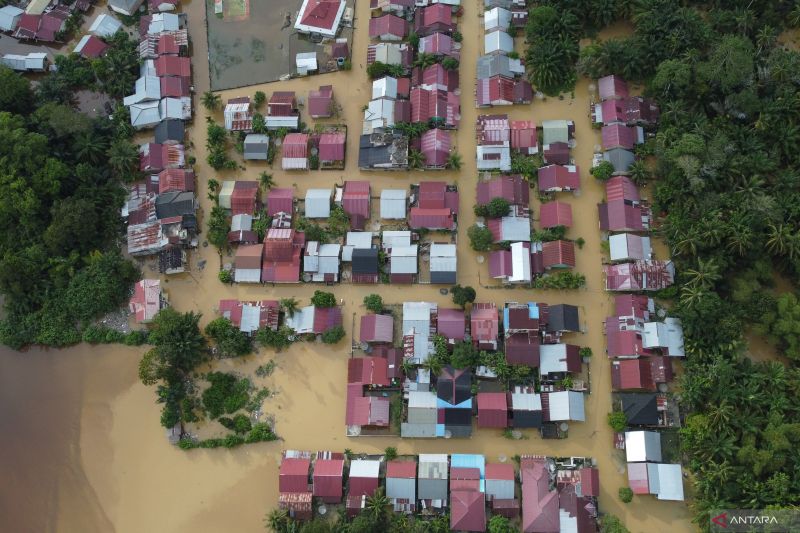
471 303 499 350
386 460 416 513
129 279 163 323
294 0 346 39
437 366 473 437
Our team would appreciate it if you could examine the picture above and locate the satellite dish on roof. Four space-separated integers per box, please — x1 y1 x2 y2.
560 422 569 432
318 505 327 515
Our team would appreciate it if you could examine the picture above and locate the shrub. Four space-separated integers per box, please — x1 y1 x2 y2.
450 285 476 309
468 224 493 251
322 325 345 344
311 290 337 308
591 160 615 181
607 411 628 432
256 326 293 351
204 317 252 358
618 487 634 503
363 294 383 313
254 90 266 109
384 446 398 461
218 269 233 283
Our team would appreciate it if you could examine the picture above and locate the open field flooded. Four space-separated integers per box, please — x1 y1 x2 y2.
205 0 354 90
0 2 699 533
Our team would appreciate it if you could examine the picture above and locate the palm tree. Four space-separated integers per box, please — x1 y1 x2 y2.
365 488 390 523
408 149 424 170
726 225 752 257
201 91 221 111
414 53 436 69
766 223 792 256
75 132 108 165
446 152 462 170
264 508 290 533
107 140 139 180
279 298 299 315
629 160 650 185
208 178 220 193
260 172 275 190
679 284 711 310
684 257 721 290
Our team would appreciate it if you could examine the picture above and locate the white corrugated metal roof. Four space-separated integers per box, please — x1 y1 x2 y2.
511 387 541 411
350 459 380 478
509 241 531 283
430 243 456 273
539 344 569 376
391 245 418 273
542 120 570 145
547 391 585 422
286 306 315 334
382 230 411 249
625 430 662 463
305 189 332 218
89 13 123 37
654 464 684 501
372 76 398 99
380 189 407 219
642 318 684 356
231 214 253 232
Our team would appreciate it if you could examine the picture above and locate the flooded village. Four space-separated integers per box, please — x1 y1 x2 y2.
0 0 698 532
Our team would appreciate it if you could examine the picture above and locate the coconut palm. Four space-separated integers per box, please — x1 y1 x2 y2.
264 508 290 533
75 132 108 165
207 178 220 193
629 160 651 185
279 298 299 315
201 90 222 111
107 140 139 180
447 152 462 171
260 172 275 190
766 223 792 256
408 149 425 170
365 488 390 523
684 257 721 290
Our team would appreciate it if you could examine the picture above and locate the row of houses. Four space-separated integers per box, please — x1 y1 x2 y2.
475 6 532 107
359 2 462 170
278 451 600 532
1 0 93 44
123 7 195 274
591 76 686 503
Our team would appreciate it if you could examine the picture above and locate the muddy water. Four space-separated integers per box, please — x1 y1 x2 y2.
0 2 696 533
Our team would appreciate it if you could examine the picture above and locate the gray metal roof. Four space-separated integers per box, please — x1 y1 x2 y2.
430 243 456 274
305 189 332 218
401 422 438 438
476 54 512 79
390 245 418 274
244 134 269 160
380 189 408 219
603 148 635 173
387 477 416 501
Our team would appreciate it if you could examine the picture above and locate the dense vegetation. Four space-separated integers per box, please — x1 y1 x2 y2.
0 62 141 348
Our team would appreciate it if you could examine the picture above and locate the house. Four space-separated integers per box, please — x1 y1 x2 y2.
611 358 658 391
642 318 685 356
598 74 628 100
363 97 397 133
543 391 585 422
158 97 192 121
218 299 279 333
418 454 449 505
488 216 530 243
485 463 515 501
343 232 373 262
314 130 345 169
402 301 436 362
477 175 529 207
313 457 344 503
142 13 183 35
380 189 407 219
437 307 465 343
537 165 580 193
262 228 305 283
402 389 438 438
451 490 486 532
592 98 626 126
160 76 190 98
279 455 312 518
484 7 511 31
437 366 473 437
542 240 576 269
510 120 538 154
303 242 341 282
605 318 650 359
430 243 457 284
236 133 269 161
372 76 398 99
625 430 662 462
510 8 527 28
124 76 161 106
158 169 194 194
228 214 258 245
1 52 47 71
511 386 542 428
370 0 415 14
89 13 123 37
386 461 416 513
348 357 390 387
542 142 570 165
294 0 346 38
545 304 580 333
0 5 23 32
609 233 652 262
619 393 659 425
477 392 508 428
282 133 310 170
128 100 161 129
539 344 581 378
369 13 407 40
604 261 675 292
476 75 515 107
615 294 653 321
419 32 457 58
109 0 144 16
267 188 294 217
348 459 381 498
602 123 644 150
155 55 191 78
489 241 531 284
390 245 418 283
308 85 334 118
623 96 660 125
476 54 524 80
471 303 499 350
521 458 559 533
234 244 263 283
539 201 572 229
154 119 184 145
286 305 343 335
598 201 650 232
410 86 460 129
415 3 454 36
485 30 513 55
641 464 684 501
13 14 40 40
266 91 300 129
231 181 258 216
420 128 451 169
542 120 573 145
224 97 253 131
409 208 454 230
341 181 370 229
150 0 179 12
366 42 411 67
476 114 511 171
602 148 636 175
360 314 394 344
74 35 108 58
140 143 184 172
352 248 380 284
129 279 162 323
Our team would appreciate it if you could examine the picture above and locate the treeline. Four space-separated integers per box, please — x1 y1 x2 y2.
569 0 800 527
0 61 142 348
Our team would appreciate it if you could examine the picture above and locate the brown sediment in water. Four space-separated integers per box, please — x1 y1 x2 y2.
0 2 698 533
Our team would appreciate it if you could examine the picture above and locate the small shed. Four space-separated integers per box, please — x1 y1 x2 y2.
129 279 162 323
295 52 318 75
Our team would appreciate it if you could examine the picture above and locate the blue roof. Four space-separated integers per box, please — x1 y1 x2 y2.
527 302 539 319
437 398 472 409
451 454 486 492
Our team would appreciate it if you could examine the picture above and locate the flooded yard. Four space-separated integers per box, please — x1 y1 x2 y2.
205 0 354 90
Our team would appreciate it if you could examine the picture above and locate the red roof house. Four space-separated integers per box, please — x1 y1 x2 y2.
542 141 570 165
348 460 381 497
313 306 343 334
602 123 643 150
418 63 459 91
348 357 390 387
319 132 346 165
280 458 311 493
451 490 486 532
506 333 540 367
342 180 370 230
410 87 460 128
231 181 259 216
580 467 600 497
510 120 538 155
539 201 573 228
623 96 660 125
606 175 640 202
313 458 345 503
282 133 309 170
409 207 454 230
295 0 345 37
471 303 499 350
14 14 41 40
269 91 298 117
627 462 650 494
218 299 280 332
360 314 394 344
605 318 651 358
598 74 629 101
598 200 650 232
160 76 190 97
129 279 161 323
476 75 515 107
477 392 508 428
140 143 184 172
419 32 456 57
615 294 652 320
476 175 529 207
308 85 333 118
611 358 656 391
262 228 305 283
420 128 451 168
158 169 195 194
419 181 446 208
437 307 465 343
346 387 390 427
542 240 576 269
415 3 454 35
521 458 559 533
369 13 408 41
38 10 67 42
75 35 108 58
267 188 294 217
155 55 191 77
538 165 580 192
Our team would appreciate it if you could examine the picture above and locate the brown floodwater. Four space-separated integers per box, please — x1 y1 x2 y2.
0 2 698 533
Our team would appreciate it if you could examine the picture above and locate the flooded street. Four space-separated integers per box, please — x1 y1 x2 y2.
0 2 696 533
